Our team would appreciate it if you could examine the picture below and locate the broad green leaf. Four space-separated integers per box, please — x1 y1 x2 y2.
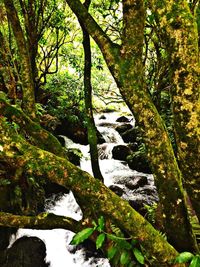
189 255 200 267
175 252 194 263
96 233 106 249
97 216 105 231
107 246 117 260
70 228 94 245
120 251 131 265
133 248 145 265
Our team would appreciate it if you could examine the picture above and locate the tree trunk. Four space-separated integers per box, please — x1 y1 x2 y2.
151 0 200 221
80 0 104 181
0 95 67 158
0 30 17 101
65 0 198 252
3 0 36 119
0 114 185 267
19 0 40 98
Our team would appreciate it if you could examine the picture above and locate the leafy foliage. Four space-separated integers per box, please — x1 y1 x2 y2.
175 252 200 267
70 216 145 266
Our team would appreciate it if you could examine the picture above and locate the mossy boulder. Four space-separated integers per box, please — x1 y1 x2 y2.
127 151 152 174
121 126 141 143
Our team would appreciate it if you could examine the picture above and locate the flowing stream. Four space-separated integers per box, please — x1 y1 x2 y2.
9 112 157 267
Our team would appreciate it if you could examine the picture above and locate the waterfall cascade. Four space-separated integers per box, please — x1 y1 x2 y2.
9 112 158 267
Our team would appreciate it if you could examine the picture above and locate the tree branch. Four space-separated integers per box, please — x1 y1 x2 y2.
0 211 80 232
0 95 66 158
65 0 121 77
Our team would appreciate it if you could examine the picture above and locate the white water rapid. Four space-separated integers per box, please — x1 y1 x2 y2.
9 112 157 267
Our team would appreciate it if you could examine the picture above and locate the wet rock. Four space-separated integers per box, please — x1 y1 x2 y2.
121 127 141 143
116 115 130 122
99 114 106 120
126 176 148 190
44 182 69 199
56 135 65 146
115 123 133 134
55 118 88 145
128 198 146 213
96 130 106 144
66 148 82 166
3 236 50 267
109 185 124 196
127 142 139 152
112 145 132 161
127 152 152 174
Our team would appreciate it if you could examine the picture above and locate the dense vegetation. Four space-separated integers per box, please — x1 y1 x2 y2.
0 0 199 266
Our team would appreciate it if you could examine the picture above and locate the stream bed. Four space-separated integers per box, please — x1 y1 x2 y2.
9 112 158 267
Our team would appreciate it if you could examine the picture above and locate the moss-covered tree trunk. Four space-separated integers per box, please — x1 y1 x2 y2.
18 0 40 98
0 95 67 158
0 115 186 267
151 0 200 221
80 0 104 182
0 30 17 101
65 0 198 252
3 0 36 119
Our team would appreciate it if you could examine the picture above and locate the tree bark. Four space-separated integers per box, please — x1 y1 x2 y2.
0 115 185 267
65 0 198 252
80 0 104 181
0 212 79 232
151 0 200 221
0 30 17 101
3 0 36 119
0 94 67 158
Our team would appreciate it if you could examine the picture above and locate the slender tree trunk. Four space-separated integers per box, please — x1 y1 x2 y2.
65 0 198 251
151 0 200 221
3 0 36 119
80 0 104 182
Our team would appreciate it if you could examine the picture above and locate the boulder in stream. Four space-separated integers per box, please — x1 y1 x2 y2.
2 236 49 267
127 151 152 174
112 145 132 161
116 115 130 122
115 123 133 134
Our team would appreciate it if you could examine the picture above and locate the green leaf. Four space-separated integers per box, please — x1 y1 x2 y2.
97 216 105 231
133 248 145 265
120 251 131 265
107 234 132 250
96 233 106 249
107 246 118 260
189 255 200 267
70 228 94 245
175 252 194 263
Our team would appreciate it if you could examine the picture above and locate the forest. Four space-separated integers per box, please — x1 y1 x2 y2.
0 0 199 266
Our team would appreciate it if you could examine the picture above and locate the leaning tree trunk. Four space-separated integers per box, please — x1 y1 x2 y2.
3 0 36 119
0 110 186 267
151 0 200 221
65 0 198 252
